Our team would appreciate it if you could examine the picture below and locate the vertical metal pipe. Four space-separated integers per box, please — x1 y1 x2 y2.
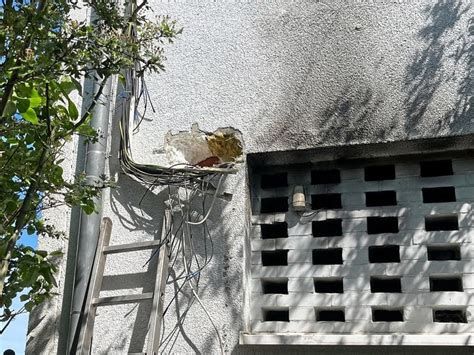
67 75 112 353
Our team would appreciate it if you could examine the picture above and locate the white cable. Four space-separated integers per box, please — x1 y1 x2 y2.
186 174 224 225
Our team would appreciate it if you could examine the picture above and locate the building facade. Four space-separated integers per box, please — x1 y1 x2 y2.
28 0 473 354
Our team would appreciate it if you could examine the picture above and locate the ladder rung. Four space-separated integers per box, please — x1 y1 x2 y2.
92 292 154 306
103 240 162 254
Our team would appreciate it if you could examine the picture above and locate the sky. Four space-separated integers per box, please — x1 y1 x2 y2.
0 232 38 355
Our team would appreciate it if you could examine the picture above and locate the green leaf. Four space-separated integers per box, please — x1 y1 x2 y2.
21 108 39 124
20 294 30 302
27 224 36 235
29 89 42 108
68 100 78 120
4 100 17 116
49 250 63 257
25 301 35 312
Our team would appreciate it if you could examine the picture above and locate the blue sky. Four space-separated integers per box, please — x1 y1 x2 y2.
0 232 38 355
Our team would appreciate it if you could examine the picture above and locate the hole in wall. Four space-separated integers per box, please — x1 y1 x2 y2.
427 245 461 261
420 159 453 177
260 197 288 214
262 279 288 294
425 215 458 231
316 309 345 322
372 309 404 322
263 308 290 322
422 186 456 203
311 169 341 184
364 164 395 181
261 172 288 189
433 309 467 323
261 223 288 239
314 278 344 293
429 276 463 292
365 191 397 207
312 248 343 265
261 250 288 266
312 219 343 238
370 277 402 293
311 193 342 210
367 217 399 234
369 245 400 263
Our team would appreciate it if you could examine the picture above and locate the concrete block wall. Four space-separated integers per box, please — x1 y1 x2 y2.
249 155 474 342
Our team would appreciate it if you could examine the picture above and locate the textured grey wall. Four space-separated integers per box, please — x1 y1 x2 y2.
28 0 473 354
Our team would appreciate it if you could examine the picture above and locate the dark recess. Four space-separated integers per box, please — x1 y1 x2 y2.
261 250 288 266
262 279 288 294
261 223 288 239
430 277 463 292
369 245 400 263
314 278 344 293
425 215 458 231
311 193 342 210
364 165 395 181
427 245 461 261
372 309 404 322
311 169 341 184
367 216 399 234
263 309 290 322
261 172 288 189
420 160 453 177
317 310 345 322
370 277 402 293
312 248 343 265
365 191 397 207
422 186 456 203
260 197 288 214
433 310 467 323
312 219 343 238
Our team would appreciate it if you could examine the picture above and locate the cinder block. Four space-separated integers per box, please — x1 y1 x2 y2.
340 168 363 181
332 292 388 306
418 292 472 306
413 230 471 245
288 250 312 264
453 158 474 174
386 293 419 306
289 306 315 321
345 306 371 321
396 163 420 177
341 193 365 208
276 236 317 250
287 222 312 236
250 320 291 333
344 276 371 291
400 245 427 261
401 276 430 293
249 225 261 239
288 277 314 293
259 187 290 198
342 218 367 232
398 190 423 204
405 306 433 323
251 239 275 251
251 251 262 265
343 247 369 265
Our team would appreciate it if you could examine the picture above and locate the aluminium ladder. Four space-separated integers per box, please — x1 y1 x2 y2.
76 212 171 355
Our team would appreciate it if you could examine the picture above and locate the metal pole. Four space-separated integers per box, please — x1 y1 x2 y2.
67 74 112 353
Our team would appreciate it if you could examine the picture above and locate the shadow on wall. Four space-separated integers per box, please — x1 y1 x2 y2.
404 0 472 134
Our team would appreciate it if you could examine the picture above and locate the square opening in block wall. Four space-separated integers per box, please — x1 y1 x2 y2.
429 276 463 292
365 191 397 207
311 169 341 184
425 215 458 231
422 186 456 203
312 248 343 265
427 245 461 261
316 309 345 322
364 164 395 181
367 217 399 234
261 250 288 266
372 309 404 322
369 245 400 263
314 278 344 293
263 308 290 322
261 172 288 189
261 223 288 239
260 197 288 214
433 309 467 323
311 193 342 210
262 279 288 294
312 219 343 238
420 160 453 177
370 277 402 293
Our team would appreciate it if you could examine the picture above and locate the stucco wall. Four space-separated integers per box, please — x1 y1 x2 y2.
28 0 473 354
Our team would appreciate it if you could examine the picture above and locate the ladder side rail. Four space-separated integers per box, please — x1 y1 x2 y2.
77 217 113 355
147 210 171 355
